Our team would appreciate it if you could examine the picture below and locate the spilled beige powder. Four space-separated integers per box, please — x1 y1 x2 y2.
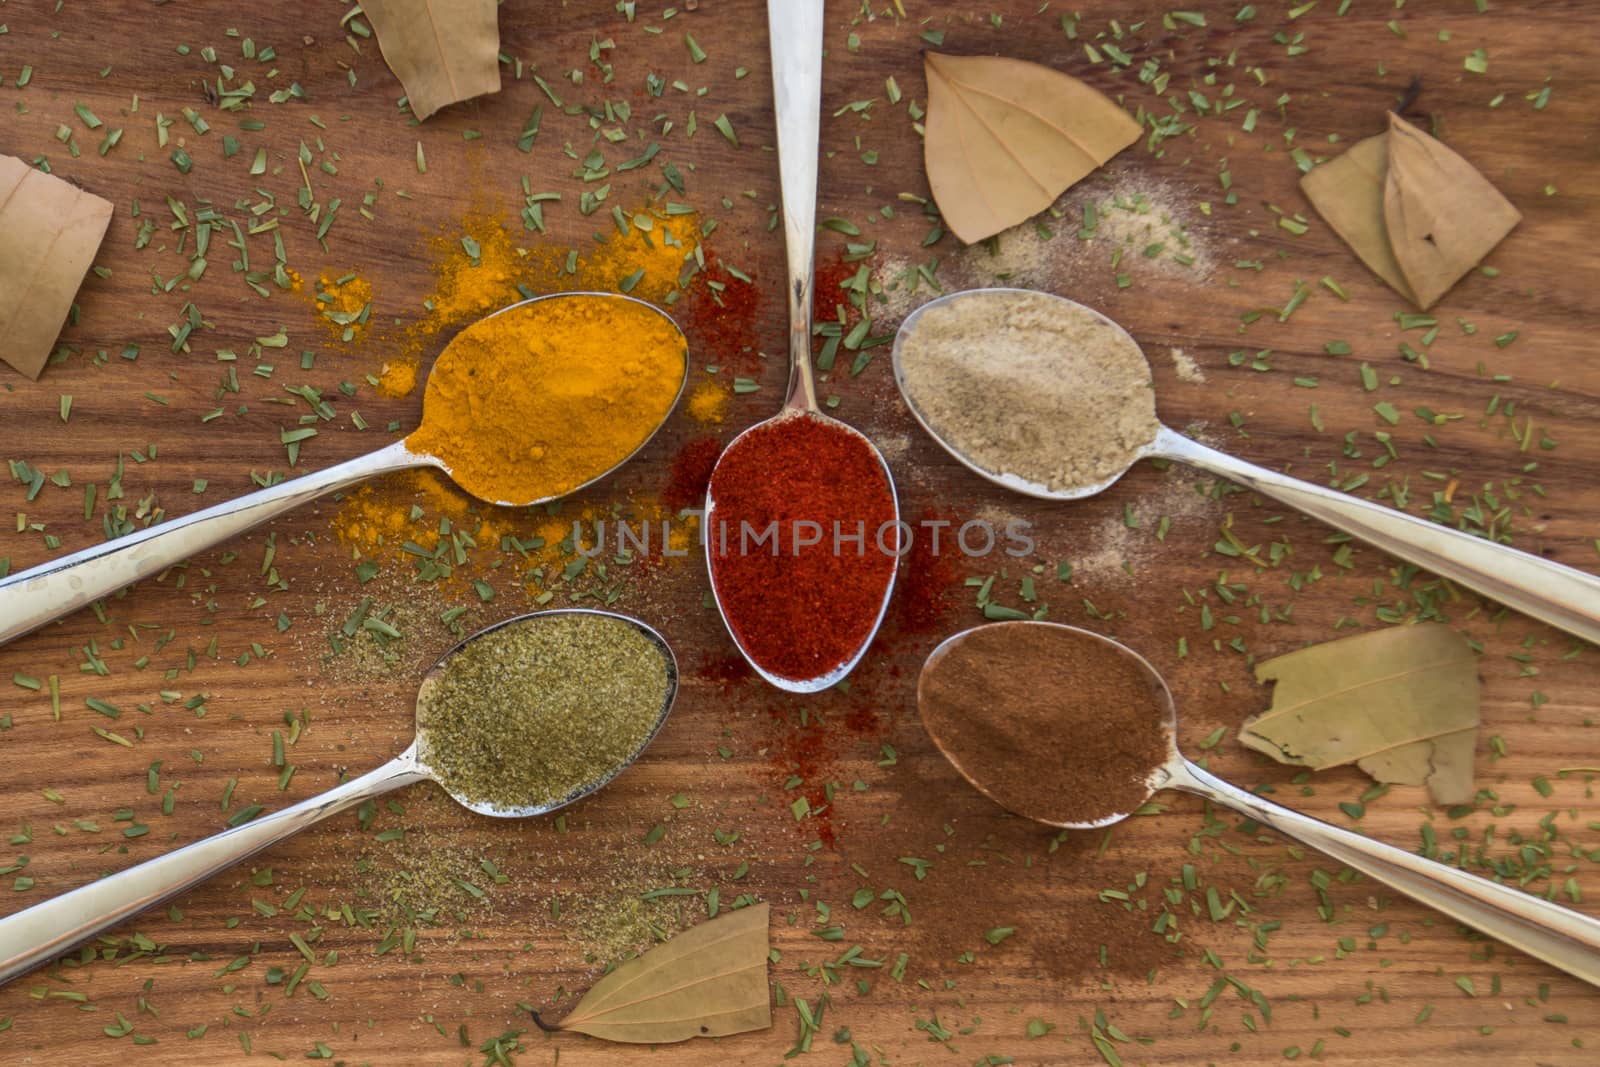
1170 347 1206 383
871 182 1213 338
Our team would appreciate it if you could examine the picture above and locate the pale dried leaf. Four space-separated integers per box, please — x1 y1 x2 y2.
1240 626 1479 795
1383 112 1520 310
362 0 502 121
1354 739 1433 789
1419 727 1477 806
1300 133 1418 306
556 902 770 1044
0 155 113 380
922 52 1139 245
1356 727 1477 806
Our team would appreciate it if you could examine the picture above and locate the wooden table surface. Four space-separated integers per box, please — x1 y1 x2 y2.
2 1 1598 1063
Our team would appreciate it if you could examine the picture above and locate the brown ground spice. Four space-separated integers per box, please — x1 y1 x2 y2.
917 622 1172 825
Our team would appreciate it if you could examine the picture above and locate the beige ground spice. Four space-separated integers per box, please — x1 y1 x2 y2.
897 289 1161 493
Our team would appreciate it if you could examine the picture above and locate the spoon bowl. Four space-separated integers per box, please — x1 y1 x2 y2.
0 292 687 647
919 620 1600 987
0 608 678 987
705 408 900 695
892 288 1154 503
414 608 679 817
892 287 1600 645
416 293 689 508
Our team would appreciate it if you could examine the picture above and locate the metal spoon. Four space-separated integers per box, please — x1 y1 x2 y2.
892 287 1600 646
919 621 1600 987
0 608 678 988
0 293 688 647
702 2 899 693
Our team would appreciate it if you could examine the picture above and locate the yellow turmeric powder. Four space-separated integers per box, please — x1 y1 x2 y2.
312 271 374 342
375 207 700 400
375 359 418 399
407 295 687 505
686 377 730 424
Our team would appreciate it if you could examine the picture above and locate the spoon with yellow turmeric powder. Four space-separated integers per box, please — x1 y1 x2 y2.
0 293 688 646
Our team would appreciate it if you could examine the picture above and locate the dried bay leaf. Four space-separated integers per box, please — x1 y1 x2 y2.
922 52 1139 245
1383 112 1521 310
362 0 502 122
550 902 770 1044
1301 113 1519 310
0 155 113 380
1240 626 1480 805
1299 133 1418 306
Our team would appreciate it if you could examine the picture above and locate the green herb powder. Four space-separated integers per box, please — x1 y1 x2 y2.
417 612 671 811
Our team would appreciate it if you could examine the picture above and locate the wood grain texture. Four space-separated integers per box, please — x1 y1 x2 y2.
1 1 1598 1064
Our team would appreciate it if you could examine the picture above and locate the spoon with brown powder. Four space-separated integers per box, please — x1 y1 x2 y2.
918 621 1600 987
0 608 678 988
0 292 688 648
893 287 1600 646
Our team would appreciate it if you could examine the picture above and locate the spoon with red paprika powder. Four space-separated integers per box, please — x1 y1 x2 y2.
918 621 1600 988
702 3 899 693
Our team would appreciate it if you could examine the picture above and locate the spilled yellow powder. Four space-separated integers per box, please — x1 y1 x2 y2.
425 210 532 325
575 209 701 304
332 473 518 565
311 271 375 342
425 206 699 327
331 472 695 586
686 377 729 424
375 360 418 399
376 205 701 400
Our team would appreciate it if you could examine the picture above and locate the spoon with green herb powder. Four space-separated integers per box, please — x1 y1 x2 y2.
892 287 1600 645
0 609 677 988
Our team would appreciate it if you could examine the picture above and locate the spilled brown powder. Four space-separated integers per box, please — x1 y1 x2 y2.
917 622 1171 826
896 289 1160 493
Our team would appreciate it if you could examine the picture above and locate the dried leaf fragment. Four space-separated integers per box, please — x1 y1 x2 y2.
1299 133 1417 305
551 902 770 1044
0 155 113 380
1383 112 1521 309
1240 626 1480 805
1300 113 1519 310
362 0 502 121
922 52 1139 245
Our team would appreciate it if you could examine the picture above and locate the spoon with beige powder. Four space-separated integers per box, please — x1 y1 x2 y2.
919 621 1600 987
892 287 1600 645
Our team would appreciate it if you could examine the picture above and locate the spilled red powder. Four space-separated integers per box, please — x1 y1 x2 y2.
892 505 960 636
663 436 724 513
812 254 856 320
681 263 764 373
695 651 753 690
758 658 898 850
764 709 841 846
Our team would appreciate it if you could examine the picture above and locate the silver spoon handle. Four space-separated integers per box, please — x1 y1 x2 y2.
1165 757 1600 986
0 749 427 988
0 439 429 648
768 0 823 413
1153 426 1600 645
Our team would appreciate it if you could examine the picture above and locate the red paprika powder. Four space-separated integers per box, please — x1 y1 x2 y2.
707 413 898 683
682 264 764 374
